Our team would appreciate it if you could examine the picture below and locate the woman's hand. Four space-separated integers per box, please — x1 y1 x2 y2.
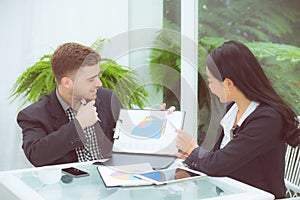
175 129 198 160
160 103 175 114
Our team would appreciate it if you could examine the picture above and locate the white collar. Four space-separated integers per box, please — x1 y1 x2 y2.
220 101 260 139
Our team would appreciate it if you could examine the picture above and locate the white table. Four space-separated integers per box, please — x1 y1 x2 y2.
0 160 274 200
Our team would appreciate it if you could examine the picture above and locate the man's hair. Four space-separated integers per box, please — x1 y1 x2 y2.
51 42 101 84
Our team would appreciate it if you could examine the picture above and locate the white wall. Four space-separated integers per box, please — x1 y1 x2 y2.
0 0 129 171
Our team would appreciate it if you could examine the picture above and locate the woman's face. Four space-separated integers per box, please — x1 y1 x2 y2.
206 67 227 103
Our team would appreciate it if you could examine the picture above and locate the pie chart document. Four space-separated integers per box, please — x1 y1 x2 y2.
113 109 186 156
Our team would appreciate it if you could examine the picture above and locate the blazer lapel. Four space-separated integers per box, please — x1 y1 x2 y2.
211 102 234 151
212 125 224 151
47 90 69 129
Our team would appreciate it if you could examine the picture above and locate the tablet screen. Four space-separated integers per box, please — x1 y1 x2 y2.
137 168 201 183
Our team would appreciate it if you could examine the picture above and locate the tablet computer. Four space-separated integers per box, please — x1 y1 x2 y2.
134 167 205 185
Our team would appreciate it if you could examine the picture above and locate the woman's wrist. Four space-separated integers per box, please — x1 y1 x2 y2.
187 142 198 155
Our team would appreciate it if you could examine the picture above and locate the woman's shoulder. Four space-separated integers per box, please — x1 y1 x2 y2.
248 103 284 124
256 103 281 114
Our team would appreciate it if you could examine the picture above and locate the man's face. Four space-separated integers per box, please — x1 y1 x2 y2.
71 64 102 104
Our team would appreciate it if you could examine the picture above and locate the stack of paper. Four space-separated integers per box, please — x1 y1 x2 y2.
97 163 154 187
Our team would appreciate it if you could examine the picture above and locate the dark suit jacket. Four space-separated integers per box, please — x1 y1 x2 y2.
184 102 286 199
17 88 122 167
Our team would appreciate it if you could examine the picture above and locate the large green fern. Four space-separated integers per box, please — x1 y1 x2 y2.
10 55 55 108
100 59 149 108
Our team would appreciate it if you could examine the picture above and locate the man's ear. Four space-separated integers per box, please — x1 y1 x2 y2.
61 77 73 89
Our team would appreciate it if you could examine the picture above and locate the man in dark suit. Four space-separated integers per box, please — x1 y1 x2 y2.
17 42 122 167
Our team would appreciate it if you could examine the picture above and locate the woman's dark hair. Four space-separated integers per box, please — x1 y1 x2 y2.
206 40 300 147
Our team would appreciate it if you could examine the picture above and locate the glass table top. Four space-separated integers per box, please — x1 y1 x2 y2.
0 161 274 200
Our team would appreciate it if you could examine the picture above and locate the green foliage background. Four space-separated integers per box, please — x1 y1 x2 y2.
149 0 300 115
198 0 300 45
150 33 300 114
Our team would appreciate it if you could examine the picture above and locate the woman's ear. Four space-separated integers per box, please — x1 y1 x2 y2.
223 78 235 90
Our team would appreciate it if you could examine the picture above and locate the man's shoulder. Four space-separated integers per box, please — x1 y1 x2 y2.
97 87 114 95
96 87 116 102
19 91 56 115
95 87 122 112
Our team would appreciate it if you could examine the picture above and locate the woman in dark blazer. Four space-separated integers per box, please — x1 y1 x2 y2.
175 40 300 199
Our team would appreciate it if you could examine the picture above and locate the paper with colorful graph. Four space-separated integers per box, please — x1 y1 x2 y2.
113 109 185 155
97 163 154 187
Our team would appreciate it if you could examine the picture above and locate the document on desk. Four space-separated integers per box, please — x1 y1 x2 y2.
113 109 185 155
97 163 154 187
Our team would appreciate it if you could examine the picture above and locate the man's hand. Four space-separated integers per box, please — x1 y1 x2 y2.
76 100 98 129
